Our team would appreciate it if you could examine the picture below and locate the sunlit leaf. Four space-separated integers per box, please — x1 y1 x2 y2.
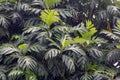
44 0 61 9
40 9 60 27
18 43 28 53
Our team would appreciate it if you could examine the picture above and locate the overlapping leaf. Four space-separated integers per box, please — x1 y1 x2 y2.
18 56 37 71
62 55 75 72
88 48 103 59
45 49 61 59
0 47 18 55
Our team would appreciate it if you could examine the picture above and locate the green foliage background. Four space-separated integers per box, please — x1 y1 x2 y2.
0 0 119 80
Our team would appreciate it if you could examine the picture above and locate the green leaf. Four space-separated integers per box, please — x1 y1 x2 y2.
107 49 120 63
25 71 37 80
116 45 120 49
28 43 44 53
87 64 97 71
9 70 37 80
73 37 88 44
63 37 90 48
18 56 37 71
61 35 67 49
46 37 61 49
101 30 119 40
45 49 61 59
88 48 103 58
40 9 60 27
11 35 20 40
8 70 24 77
77 56 88 69
0 0 16 3
62 55 75 72
78 20 97 40
18 43 28 51
64 45 86 56
113 20 120 36
80 73 93 80
44 0 61 9
0 47 18 55
86 20 94 30
114 0 120 7
0 72 7 80
62 36 88 48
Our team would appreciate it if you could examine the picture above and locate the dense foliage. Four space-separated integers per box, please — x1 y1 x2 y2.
0 0 120 80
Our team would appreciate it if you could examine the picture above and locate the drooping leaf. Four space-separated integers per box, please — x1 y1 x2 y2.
100 30 119 40
62 55 75 72
8 70 24 80
28 43 45 53
45 49 61 59
23 27 41 34
18 56 37 71
46 37 61 49
52 26 72 33
0 72 7 80
80 73 93 80
25 71 37 80
93 73 111 80
107 6 119 16
64 45 86 56
77 56 88 69
56 9 73 18
107 49 120 64
0 15 9 29
37 64 48 77
4 55 17 64
0 47 18 55
88 48 103 59
113 20 120 36
9 70 37 80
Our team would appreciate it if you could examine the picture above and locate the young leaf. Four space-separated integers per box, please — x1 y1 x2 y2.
25 71 37 80
80 20 97 40
18 44 27 50
116 45 120 49
9 70 24 77
44 0 61 9
40 9 60 27
61 35 67 49
86 20 94 30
